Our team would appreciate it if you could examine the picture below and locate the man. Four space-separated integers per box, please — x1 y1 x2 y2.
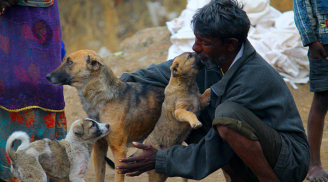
293 0 328 181
118 0 310 181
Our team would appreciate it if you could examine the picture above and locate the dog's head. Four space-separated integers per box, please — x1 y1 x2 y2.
70 118 109 140
46 50 105 88
170 52 204 78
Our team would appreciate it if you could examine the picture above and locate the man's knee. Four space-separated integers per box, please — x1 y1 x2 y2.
216 124 261 151
216 125 231 140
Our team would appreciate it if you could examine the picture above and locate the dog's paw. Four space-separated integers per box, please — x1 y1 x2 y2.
191 122 202 129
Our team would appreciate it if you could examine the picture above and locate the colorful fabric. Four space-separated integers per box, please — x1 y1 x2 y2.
0 0 65 111
0 108 67 180
0 1 67 181
17 0 54 7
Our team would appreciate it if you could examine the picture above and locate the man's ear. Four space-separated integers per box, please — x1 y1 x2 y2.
86 55 102 71
73 124 84 137
227 38 239 52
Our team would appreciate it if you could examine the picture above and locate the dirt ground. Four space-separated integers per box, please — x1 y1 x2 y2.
62 27 328 182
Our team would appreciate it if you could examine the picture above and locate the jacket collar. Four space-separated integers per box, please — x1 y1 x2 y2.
210 39 256 97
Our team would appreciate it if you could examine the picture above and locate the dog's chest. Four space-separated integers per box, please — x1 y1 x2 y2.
188 96 201 114
70 146 90 175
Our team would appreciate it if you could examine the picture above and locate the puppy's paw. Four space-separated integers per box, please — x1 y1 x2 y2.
191 122 202 129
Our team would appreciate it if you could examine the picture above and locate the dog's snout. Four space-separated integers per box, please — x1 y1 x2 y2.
106 124 110 129
45 74 52 81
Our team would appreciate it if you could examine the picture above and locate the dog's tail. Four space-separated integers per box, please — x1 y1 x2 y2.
6 131 30 160
104 156 115 169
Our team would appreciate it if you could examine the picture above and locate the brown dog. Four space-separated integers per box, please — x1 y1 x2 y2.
137 52 211 182
46 50 164 182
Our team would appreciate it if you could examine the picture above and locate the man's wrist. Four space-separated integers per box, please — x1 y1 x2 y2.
154 149 167 174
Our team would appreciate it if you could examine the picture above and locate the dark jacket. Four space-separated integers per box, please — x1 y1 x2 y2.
119 40 310 182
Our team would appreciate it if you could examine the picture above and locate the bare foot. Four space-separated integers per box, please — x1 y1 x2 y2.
307 164 328 182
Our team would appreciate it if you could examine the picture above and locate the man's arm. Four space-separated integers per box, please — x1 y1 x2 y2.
118 128 235 180
293 0 317 46
119 59 173 87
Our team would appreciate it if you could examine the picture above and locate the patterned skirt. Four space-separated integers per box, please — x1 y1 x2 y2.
0 108 67 181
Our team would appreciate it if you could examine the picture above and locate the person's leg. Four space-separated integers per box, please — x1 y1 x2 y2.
213 102 282 182
221 163 246 182
306 44 328 181
216 125 280 182
307 90 328 181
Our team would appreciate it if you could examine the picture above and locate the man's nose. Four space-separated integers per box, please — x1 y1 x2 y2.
192 42 202 53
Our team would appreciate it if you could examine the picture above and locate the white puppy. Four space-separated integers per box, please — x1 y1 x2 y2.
6 118 109 182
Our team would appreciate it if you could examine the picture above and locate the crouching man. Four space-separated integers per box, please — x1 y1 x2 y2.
117 0 310 181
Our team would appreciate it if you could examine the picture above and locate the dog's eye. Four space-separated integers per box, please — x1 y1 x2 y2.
187 54 193 59
66 59 73 65
91 122 96 127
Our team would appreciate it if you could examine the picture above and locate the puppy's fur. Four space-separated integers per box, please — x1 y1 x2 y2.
138 52 211 182
46 50 164 182
6 118 109 182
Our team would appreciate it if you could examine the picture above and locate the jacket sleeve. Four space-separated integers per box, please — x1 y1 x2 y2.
155 128 235 180
119 59 173 88
293 0 318 46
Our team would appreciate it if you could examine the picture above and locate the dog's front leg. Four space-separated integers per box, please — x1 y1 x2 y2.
200 88 211 109
110 143 127 182
69 176 85 182
93 138 109 182
147 169 167 182
174 104 202 129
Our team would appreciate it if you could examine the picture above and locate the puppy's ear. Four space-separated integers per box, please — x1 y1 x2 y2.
73 124 84 137
86 55 102 71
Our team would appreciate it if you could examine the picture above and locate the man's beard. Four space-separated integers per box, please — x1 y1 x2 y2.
195 53 227 69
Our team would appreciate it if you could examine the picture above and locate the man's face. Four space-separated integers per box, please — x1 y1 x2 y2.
192 32 229 68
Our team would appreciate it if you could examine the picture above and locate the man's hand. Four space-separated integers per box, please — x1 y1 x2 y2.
117 142 158 177
308 41 328 60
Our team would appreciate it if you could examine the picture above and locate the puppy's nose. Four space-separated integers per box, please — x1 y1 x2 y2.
106 124 110 129
45 74 52 81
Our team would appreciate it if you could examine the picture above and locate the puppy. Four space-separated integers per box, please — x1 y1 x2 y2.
6 118 109 182
138 52 211 182
46 50 164 182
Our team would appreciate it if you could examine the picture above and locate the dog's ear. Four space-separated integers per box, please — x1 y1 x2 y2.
73 124 84 137
86 55 103 71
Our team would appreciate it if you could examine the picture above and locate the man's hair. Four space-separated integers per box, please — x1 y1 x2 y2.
191 0 251 45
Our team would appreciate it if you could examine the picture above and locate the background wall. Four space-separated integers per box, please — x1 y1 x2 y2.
58 0 292 54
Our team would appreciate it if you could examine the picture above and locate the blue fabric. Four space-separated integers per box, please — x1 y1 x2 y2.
309 45 328 92
61 41 66 60
293 0 328 46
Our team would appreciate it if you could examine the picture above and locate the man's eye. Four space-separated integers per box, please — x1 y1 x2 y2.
201 40 210 46
187 54 193 59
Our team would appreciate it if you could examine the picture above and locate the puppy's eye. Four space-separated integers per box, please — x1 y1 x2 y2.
187 54 193 59
66 59 73 65
91 122 96 127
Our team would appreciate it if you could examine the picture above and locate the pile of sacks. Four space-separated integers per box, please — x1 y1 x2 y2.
166 0 309 89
